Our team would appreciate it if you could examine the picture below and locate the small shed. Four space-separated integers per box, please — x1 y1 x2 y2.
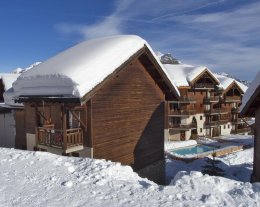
240 70 260 182
10 35 179 170
0 73 20 148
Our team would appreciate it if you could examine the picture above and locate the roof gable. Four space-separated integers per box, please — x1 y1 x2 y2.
224 81 244 95
189 68 220 86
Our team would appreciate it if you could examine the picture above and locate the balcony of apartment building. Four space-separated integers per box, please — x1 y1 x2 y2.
168 108 197 117
194 82 216 90
204 108 229 115
168 102 197 117
204 118 228 127
168 122 197 130
168 95 196 104
203 96 219 103
223 95 241 103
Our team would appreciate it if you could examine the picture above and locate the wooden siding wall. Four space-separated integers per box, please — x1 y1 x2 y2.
15 110 26 149
25 104 37 134
92 58 165 170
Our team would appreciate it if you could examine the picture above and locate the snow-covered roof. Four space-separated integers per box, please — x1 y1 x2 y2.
214 74 248 93
11 35 179 100
0 73 20 91
163 64 220 87
241 70 260 115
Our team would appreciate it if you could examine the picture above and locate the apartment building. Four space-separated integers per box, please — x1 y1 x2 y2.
163 63 248 141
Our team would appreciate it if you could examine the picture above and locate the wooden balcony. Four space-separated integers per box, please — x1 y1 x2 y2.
194 83 215 89
204 119 229 127
224 96 241 103
204 108 229 115
37 126 84 154
168 110 197 116
203 96 219 103
169 123 197 130
169 96 196 103
204 120 219 127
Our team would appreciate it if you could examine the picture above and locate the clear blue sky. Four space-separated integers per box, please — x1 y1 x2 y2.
0 0 259 80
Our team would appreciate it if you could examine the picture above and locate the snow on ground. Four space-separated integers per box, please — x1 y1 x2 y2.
0 147 259 207
165 140 197 150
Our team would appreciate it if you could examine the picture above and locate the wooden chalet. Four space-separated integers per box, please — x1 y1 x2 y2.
240 70 260 182
12 35 179 171
164 64 225 140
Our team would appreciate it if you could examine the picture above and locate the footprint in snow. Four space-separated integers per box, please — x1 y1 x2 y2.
62 181 73 188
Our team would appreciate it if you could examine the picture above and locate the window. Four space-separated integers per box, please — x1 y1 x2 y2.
201 91 203 95
228 125 230 129
200 116 203 120
224 125 226 129
200 128 202 133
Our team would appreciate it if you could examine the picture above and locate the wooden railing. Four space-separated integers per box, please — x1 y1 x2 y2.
224 96 241 102
66 128 83 148
204 108 228 114
168 96 196 104
169 110 197 116
194 83 215 89
204 119 229 127
37 127 83 150
203 96 219 103
169 123 197 129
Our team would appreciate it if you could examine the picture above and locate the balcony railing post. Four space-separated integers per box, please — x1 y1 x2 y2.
62 105 67 151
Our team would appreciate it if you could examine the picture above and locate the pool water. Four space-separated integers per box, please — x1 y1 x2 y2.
171 145 218 156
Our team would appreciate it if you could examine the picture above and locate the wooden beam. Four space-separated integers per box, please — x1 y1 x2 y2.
87 99 93 148
68 109 87 129
62 104 67 151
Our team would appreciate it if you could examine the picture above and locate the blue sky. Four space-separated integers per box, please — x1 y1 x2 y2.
0 0 259 80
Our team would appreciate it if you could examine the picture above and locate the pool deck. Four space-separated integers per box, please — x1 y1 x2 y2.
165 135 253 162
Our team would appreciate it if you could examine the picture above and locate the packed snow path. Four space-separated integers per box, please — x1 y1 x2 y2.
0 148 259 207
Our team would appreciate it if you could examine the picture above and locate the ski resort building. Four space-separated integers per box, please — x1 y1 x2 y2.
0 73 22 148
8 35 179 171
215 74 250 135
162 62 248 141
240 70 260 182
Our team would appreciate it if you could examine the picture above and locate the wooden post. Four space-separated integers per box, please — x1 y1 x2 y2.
62 104 67 151
164 101 168 129
87 99 93 148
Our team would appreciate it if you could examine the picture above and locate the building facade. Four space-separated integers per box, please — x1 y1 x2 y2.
163 63 249 141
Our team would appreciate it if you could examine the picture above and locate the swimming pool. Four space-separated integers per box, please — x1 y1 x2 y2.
170 145 218 156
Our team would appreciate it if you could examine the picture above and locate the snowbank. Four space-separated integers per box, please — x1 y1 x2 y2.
0 148 259 206
165 140 197 150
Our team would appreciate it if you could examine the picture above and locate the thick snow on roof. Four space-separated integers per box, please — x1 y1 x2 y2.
163 64 219 87
214 74 248 93
241 70 260 112
0 73 20 91
12 35 179 99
